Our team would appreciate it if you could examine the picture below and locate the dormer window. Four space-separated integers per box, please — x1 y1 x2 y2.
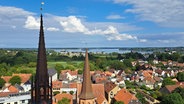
110 91 114 98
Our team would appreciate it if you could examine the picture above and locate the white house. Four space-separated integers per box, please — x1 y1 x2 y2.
0 92 30 104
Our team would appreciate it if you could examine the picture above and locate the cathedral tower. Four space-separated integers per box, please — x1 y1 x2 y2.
31 14 52 104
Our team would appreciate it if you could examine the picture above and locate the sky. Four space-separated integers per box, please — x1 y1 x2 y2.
0 0 184 48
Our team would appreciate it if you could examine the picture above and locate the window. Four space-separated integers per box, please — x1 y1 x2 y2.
110 91 114 98
14 102 18 104
22 100 25 103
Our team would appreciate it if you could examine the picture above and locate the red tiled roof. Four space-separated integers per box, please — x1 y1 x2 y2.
13 73 32 83
144 77 155 84
142 70 152 78
77 83 106 104
1 76 12 83
54 93 73 104
60 70 78 76
52 80 62 88
104 81 117 93
165 84 184 93
114 88 138 104
1 74 31 84
95 77 107 83
104 71 113 76
69 83 77 88
9 85 18 92
0 92 18 97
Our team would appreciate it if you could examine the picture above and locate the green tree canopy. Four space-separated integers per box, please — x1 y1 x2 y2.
123 59 133 68
58 97 70 104
0 78 6 88
136 92 146 104
114 101 124 104
9 76 21 85
161 93 184 104
172 87 184 99
110 61 125 70
162 77 176 87
176 72 184 82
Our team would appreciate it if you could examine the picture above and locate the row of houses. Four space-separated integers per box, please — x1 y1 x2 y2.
1 59 184 104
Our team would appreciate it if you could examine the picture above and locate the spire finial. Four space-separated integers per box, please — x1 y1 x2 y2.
40 1 44 13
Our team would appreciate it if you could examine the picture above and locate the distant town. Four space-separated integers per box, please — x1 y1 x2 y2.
0 47 184 104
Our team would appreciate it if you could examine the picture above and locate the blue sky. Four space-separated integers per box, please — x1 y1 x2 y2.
0 0 184 48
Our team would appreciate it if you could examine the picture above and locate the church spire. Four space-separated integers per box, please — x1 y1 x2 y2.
79 49 95 103
31 14 52 104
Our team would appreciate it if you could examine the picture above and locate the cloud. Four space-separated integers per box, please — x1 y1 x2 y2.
59 16 89 33
107 33 137 40
113 0 184 28
47 27 60 31
0 6 34 30
0 6 34 18
24 16 40 30
139 39 147 42
57 16 138 41
106 14 125 20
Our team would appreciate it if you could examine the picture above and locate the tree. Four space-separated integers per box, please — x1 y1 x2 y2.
58 97 70 104
110 61 125 70
172 87 184 99
0 78 5 88
69 91 74 95
161 93 184 104
9 76 21 85
55 63 65 73
123 59 132 68
53 91 60 96
114 101 124 104
162 77 176 87
176 72 184 82
136 92 146 104
78 70 83 74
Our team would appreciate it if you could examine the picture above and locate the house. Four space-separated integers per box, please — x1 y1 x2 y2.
1 74 32 87
52 80 63 92
104 81 119 104
12 74 32 92
54 93 73 104
0 85 31 104
48 69 58 81
61 83 77 95
0 92 30 104
1 85 19 93
159 83 184 94
12 74 32 85
114 88 140 104
142 77 155 89
91 71 107 84
60 70 78 81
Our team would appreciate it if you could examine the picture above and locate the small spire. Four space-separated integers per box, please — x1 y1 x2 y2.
79 48 95 100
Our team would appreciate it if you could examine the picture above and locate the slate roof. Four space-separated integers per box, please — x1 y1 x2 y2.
48 69 57 76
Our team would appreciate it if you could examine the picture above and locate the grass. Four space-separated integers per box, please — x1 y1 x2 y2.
47 61 67 68
47 61 83 69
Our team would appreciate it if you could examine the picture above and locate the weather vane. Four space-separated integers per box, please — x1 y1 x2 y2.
40 1 44 12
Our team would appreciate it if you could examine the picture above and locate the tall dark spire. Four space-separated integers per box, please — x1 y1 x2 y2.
31 14 52 104
79 49 95 101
